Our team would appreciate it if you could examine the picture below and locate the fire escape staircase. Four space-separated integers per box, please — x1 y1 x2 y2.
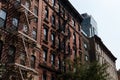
0 0 38 80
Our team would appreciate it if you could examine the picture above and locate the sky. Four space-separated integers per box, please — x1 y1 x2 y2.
69 0 120 70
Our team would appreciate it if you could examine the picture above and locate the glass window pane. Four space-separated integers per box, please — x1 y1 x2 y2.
23 24 28 33
32 29 37 39
8 46 16 55
12 18 18 27
0 10 6 20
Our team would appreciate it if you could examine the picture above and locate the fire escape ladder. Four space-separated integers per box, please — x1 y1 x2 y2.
24 11 30 28
22 35 30 67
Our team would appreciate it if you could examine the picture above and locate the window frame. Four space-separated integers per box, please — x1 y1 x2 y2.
51 0 55 7
32 28 37 40
20 52 26 65
43 49 48 62
51 33 55 46
12 18 19 30
42 72 47 80
34 6 38 16
0 9 7 28
51 15 55 26
43 26 48 41
30 55 36 68
45 7 49 20
51 53 55 65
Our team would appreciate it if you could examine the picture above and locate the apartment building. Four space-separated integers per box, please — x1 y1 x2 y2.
89 35 118 80
81 32 90 64
0 0 83 80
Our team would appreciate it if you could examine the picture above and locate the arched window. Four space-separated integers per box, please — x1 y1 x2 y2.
30 55 36 68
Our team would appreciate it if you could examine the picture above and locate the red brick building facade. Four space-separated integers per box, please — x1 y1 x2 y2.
0 0 83 80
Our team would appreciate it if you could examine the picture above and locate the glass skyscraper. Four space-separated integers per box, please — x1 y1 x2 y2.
81 13 98 37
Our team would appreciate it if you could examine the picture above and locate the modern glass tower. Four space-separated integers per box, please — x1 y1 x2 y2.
81 13 98 37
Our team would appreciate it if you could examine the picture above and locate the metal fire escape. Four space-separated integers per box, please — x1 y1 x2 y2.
0 0 39 80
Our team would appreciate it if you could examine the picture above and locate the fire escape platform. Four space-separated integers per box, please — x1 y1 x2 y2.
18 31 37 43
8 63 38 75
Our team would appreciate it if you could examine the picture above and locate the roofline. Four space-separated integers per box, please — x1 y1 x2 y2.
59 0 83 23
93 35 117 62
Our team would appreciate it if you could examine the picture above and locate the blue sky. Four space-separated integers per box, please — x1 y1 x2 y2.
69 0 120 70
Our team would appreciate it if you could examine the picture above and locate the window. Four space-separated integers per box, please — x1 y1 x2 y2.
8 45 16 56
85 55 88 61
34 6 38 16
79 52 82 61
67 27 71 39
58 37 61 49
62 61 66 72
0 41 3 58
58 57 61 69
30 55 36 68
43 49 47 62
67 43 70 54
25 1 30 14
51 54 55 65
73 33 76 44
78 25 81 31
73 49 77 59
72 19 75 27
23 24 29 34
42 73 46 80
51 15 55 26
20 52 26 65
43 27 48 41
61 8 65 17
51 0 55 6
45 7 49 20
57 19 61 30
32 28 37 40
51 33 55 46
84 43 87 50
12 18 19 30
0 10 7 28
8 45 16 63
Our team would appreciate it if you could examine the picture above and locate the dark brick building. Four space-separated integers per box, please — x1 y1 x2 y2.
0 0 83 80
